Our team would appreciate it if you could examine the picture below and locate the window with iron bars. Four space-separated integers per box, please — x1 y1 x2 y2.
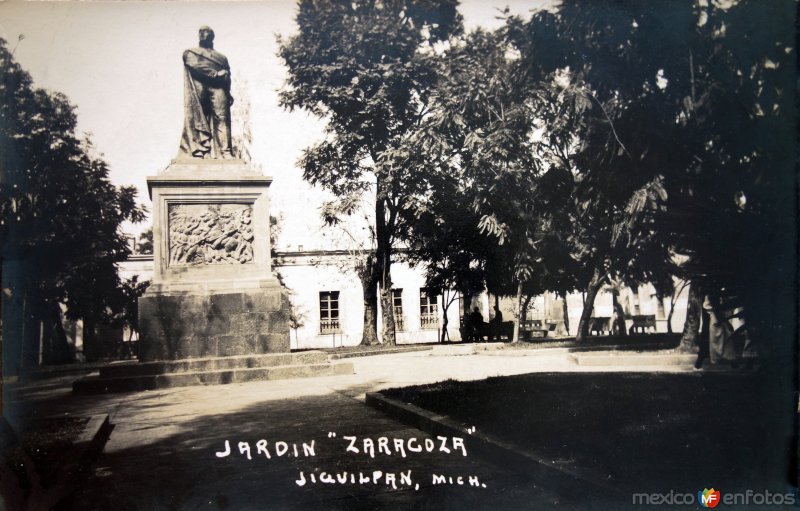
419 288 439 329
392 289 404 331
319 291 341 334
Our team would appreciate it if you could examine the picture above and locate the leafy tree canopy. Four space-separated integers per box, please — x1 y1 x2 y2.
515 0 795 342
1 36 146 368
279 0 462 344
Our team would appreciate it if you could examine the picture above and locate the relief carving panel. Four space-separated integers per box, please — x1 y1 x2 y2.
168 204 254 265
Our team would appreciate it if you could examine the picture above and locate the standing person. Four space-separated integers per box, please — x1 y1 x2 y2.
469 306 484 342
492 305 503 341
179 25 234 159
696 295 739 369
705 295 738 364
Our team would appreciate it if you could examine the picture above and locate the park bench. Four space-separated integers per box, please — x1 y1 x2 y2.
522 320 558 340
588 316 613 335
478 320 514 341
460 318 514 342
629 314 657 334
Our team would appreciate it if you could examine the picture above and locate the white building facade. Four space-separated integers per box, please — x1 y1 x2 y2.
120 251 691 350
275 251 464 349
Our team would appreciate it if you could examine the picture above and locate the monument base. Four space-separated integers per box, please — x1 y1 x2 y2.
138 283 290 362
139 159 288 363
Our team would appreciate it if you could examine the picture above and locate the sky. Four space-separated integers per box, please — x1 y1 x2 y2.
0 0 553 250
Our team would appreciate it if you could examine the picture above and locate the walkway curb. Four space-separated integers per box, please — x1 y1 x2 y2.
365 391 623 499
73 414 113 464
52 414 113 508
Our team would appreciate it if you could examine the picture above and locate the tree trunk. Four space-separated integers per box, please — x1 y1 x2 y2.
461 287 471 317
611 285 628 336
512 281 523 343
560 292 570 335
666 300 675 333
439 290 453 343
576 269 606 342
655 296 667 331
375 187 395 345
518 294 532 342
379 283 396 346
678 282 702 353
43 302 72 364
357 256 380 346
519 294 532 328
82 316 98 362
458 286 472 342
667 281 689 334
19 294 42 373
2 260 42 376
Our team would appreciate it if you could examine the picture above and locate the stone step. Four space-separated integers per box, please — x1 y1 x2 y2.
569 352 696 366
73 361 354 395
99 351 329 378
430 342 506 356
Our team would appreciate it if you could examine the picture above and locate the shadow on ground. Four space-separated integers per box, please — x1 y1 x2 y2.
57 381 596 511
382 370 797 496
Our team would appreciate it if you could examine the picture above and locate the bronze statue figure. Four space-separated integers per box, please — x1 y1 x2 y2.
179 26 234 159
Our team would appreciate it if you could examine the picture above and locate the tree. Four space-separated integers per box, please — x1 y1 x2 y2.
656 1 794 362
1 36 146 372
398 23 652 343
401 170 492 342
519 10 688 341
389 24 622 344
387 26 547 342
287 299 307 348
137 228 153 255
515 1 794 353
279 0 462 345
109 275 150 358
403 0 792 351
320 202 382 346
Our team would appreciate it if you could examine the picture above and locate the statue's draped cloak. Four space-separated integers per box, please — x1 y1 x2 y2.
178 48 231 159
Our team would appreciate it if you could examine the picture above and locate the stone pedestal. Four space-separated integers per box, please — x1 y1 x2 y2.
139 159 290 362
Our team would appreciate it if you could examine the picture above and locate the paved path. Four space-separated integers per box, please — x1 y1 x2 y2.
4 348 690 510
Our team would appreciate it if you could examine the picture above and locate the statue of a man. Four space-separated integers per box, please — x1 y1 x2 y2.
179 26 234 159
